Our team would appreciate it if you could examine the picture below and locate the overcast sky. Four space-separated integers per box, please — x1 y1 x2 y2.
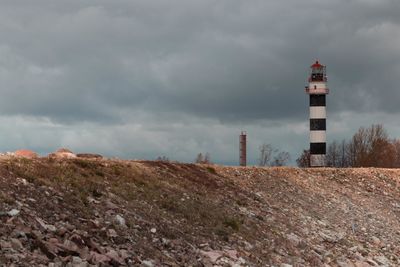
0 0 399 165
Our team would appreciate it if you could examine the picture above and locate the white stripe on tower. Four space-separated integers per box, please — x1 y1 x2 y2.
310 131 326 143
309 106 326 118
305 60 329 167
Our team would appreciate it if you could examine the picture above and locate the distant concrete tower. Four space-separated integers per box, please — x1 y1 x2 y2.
239 131 247 166
305 60 329 167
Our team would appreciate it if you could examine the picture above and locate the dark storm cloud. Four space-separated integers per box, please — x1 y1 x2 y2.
0 0 399 123
0 0 399 163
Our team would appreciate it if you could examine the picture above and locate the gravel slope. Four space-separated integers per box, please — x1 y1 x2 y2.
0 158 400 266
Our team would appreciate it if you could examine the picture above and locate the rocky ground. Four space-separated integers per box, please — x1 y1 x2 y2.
1 157 400 266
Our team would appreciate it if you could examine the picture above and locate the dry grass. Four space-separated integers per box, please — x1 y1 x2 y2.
1 158 245 240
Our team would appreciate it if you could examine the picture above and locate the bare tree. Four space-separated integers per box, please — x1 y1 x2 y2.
392 139 400 167
296 149 310 167
339 139 349 167
326 141 341 167
259 144 290 166
258 144 276 166
322 124 397 168
204 152 211 164
156 156 169 162
347 124 391 167
272 151 291 166
195 152 212 164
195 153 204 164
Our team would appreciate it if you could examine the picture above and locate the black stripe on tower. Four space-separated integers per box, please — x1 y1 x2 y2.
310 119 326 130
310 143 326 154
310 95 326 106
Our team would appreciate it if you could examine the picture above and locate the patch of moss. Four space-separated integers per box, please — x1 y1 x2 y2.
206 167 217 174
223 217 241 231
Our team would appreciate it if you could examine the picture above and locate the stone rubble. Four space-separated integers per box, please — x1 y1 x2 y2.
1 159 400 266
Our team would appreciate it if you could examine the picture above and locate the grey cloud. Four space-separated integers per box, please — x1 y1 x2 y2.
1 1 398 122
0 1 399 163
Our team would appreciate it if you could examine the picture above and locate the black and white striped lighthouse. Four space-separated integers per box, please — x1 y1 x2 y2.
305 60 329 167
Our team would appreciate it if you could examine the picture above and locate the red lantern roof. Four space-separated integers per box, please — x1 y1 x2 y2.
311 60 324 68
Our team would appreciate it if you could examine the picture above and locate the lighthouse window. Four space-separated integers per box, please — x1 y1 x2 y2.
311 73 324 81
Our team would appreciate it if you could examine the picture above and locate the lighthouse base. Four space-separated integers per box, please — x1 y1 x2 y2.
310 154 326 167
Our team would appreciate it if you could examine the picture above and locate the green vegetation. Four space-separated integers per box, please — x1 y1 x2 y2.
223 217 242 231
206 166 217 174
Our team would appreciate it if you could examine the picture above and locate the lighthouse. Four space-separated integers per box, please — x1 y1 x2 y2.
305 60 329 167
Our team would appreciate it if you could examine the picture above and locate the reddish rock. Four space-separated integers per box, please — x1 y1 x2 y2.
88 251 111 265
106 249 125 265
48 148 76 159
200 250 223 263
56 148 73 153
14 149 38 159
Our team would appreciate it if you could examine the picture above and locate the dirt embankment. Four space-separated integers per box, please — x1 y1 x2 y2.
1 158 400 266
